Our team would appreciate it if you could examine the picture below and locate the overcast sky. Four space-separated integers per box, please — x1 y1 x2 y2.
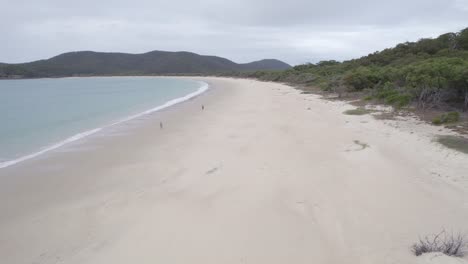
1 0 468 65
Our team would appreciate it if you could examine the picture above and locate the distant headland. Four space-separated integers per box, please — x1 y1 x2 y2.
0 50 291 79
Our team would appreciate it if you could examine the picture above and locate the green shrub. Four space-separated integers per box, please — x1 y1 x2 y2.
343 67 379 91
432 116 443 125
446 111 460 122
385 94 412 108
374 85 412 108
375 88 399 100
319 83 331 91
432 112 460 125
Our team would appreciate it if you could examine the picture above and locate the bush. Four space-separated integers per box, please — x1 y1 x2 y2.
433 116 443 125
374 84 412 108
375 86 399 100
412 230 467 257
432 112 460 125
445 112 461 122
343 67 380 91
385 93 412 108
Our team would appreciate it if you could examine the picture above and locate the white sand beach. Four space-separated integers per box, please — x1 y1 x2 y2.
0 77 467 264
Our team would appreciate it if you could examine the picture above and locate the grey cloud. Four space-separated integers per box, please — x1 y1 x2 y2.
1 0 467 65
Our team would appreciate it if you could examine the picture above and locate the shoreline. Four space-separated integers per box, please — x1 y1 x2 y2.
1 77 467 264
0 78 209 169
0 74 216 81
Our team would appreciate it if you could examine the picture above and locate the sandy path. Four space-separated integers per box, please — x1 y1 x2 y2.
0 77 467 264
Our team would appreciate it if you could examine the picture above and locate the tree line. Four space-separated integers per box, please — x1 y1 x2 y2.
227 27 468 111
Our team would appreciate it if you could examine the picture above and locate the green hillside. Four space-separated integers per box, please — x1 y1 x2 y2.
0 51 291 78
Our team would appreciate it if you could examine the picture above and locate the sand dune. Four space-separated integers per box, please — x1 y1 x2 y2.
0 77 467 264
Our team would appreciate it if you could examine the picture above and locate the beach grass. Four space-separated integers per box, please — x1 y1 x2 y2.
411 230 467 257
343 108 372 115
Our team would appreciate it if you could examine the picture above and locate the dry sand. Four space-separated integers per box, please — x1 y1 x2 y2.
0 77 467 264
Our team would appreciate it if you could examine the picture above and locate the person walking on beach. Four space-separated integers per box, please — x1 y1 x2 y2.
160 121 163 129
202 104 205 111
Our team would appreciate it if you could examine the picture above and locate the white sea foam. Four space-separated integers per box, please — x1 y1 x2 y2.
0 81 209 169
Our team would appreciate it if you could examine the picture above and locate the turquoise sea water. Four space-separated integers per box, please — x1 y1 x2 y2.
0 77 206 168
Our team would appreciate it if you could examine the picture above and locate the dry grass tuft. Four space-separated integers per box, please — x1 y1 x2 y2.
412 230 467 257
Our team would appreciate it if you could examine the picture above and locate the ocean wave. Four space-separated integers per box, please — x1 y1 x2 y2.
0 80 209 169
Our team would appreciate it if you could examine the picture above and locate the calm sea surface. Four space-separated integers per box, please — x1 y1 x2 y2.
0 77 206 167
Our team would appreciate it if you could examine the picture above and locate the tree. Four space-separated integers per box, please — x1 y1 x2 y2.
457 28 468 50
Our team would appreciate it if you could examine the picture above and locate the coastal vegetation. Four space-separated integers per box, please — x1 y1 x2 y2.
432 111 460 125
227 27 468 113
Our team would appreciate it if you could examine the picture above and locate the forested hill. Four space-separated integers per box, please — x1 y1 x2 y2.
0 51 291 78
236 27 468 112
